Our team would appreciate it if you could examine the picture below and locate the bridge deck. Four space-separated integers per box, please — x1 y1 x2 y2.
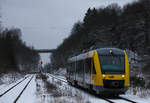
35 49 56 53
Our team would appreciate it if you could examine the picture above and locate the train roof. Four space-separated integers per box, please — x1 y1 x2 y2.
68 50 94 63
68 48 125 63
97 48 125 55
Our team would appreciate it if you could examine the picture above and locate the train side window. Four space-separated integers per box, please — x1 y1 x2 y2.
77 61 80 73
69 63 71 72
69 63 71 74
71 62 75 73
81 60 84 73
72 63 74 74
85 58 91 74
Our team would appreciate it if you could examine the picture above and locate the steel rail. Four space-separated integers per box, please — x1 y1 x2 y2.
118 96 137 103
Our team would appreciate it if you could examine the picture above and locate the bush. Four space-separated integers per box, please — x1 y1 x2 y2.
130 76 145 87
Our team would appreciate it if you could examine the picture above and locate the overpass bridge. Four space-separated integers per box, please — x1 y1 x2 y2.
35 49 56 53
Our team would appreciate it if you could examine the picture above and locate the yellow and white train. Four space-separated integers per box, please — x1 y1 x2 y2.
67 48 129 96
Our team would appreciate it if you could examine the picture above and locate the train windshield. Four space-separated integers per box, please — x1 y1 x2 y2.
99 55 125 74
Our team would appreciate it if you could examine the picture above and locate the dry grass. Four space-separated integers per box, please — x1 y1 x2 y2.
45 80 62 97
35 74 90 103
138 88 150 98
126 87 150 98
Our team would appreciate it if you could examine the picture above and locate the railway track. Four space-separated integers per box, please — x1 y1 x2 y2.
48 74 137 103
118 96 137 103
0 75 34 103
13 75 34 103
48 74 68 83
0 75 29 97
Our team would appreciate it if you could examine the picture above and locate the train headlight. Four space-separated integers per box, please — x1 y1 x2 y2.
102 75 106 79
122 75 125 78
110 50 113 54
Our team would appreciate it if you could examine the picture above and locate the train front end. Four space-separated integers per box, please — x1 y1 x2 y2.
92 48 129 95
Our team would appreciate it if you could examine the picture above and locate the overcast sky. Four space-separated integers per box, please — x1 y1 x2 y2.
1 0 134 63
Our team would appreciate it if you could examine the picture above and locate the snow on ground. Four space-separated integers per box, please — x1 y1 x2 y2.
120 87 150 103
51 68 67 82
0 75 32 103
47 73 150 103
35 73 90 103
52 68 150 103
46 73 109 103
121 94 150 103
34 74 48 103
0 72 150 103
53 68 66 77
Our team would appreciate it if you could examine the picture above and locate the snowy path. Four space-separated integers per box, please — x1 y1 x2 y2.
0 75 33 103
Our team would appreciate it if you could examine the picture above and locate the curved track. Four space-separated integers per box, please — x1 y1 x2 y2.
48 74 137 103
48 74 67 83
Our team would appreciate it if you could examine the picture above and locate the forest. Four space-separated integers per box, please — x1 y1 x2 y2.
51 0 150 70
0 23 40 73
